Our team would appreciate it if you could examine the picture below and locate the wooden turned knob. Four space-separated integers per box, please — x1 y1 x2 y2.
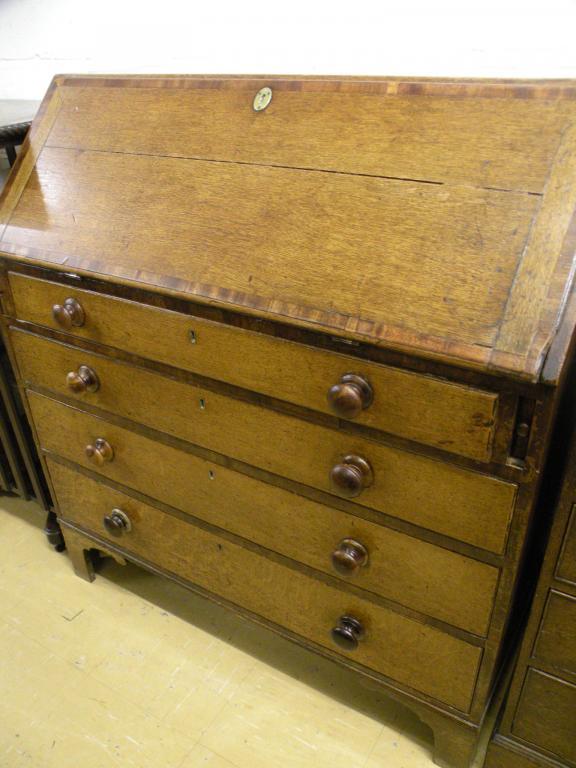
330 455 373 498
103 508 131 537
52 298 85 329
66 365 100 394
331 615 364 651
332 538 369 575
328 374 373 419
85 438 114 466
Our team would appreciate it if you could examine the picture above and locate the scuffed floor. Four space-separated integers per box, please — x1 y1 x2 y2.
0 496 444 767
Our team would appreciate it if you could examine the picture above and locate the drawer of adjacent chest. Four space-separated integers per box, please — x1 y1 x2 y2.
533 590 576 676
512 669 576 764
14 331 517 553
48 459 482 712
9 272 502 462
32 393 500 635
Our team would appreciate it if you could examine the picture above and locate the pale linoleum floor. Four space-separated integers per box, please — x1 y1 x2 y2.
0 497 491 768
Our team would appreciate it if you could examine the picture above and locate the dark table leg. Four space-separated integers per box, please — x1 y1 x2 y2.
44 511 65 552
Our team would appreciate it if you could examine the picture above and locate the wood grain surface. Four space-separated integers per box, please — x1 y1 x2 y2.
0 80 62 239
2 147 536 347
1 75 575 381
485 737 557 768
492 123 576 377
21 357 517 554
36 402 502 635
48 458 483 711
48 82 576 193
511 669 576 763
532 590 576 675
9 275 502 462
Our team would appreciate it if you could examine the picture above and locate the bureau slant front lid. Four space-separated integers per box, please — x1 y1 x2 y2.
2 75 576 382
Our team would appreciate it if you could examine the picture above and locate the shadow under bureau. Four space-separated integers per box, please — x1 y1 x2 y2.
1 75 576 767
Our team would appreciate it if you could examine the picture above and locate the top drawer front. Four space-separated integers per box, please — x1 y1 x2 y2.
9 273 500 462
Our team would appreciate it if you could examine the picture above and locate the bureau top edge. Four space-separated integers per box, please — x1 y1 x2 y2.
0 256 572 390
0 259 549 389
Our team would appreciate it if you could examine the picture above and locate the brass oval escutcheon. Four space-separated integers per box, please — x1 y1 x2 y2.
253 86 272 112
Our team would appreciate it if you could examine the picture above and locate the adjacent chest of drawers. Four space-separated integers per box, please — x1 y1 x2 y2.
485 411 576 768
2 75 576 768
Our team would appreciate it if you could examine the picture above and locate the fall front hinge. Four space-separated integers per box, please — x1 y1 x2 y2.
509 397 536 462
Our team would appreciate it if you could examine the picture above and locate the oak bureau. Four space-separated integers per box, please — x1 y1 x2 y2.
2 75 576 767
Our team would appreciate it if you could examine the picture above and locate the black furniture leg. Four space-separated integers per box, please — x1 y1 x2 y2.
44 511 65 552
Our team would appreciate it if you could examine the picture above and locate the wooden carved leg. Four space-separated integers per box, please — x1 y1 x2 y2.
420 710 480 768
433 727 479 768
61 525 127 583
358 676 480 768
62 527 96 582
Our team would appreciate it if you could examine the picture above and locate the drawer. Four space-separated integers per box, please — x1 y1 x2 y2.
533 590 576 675
49 459 482 712
557 505 576 586
44 426 498 635
9 272 501 462
512 668 576 763
15 331 517 553
34 396 499 634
